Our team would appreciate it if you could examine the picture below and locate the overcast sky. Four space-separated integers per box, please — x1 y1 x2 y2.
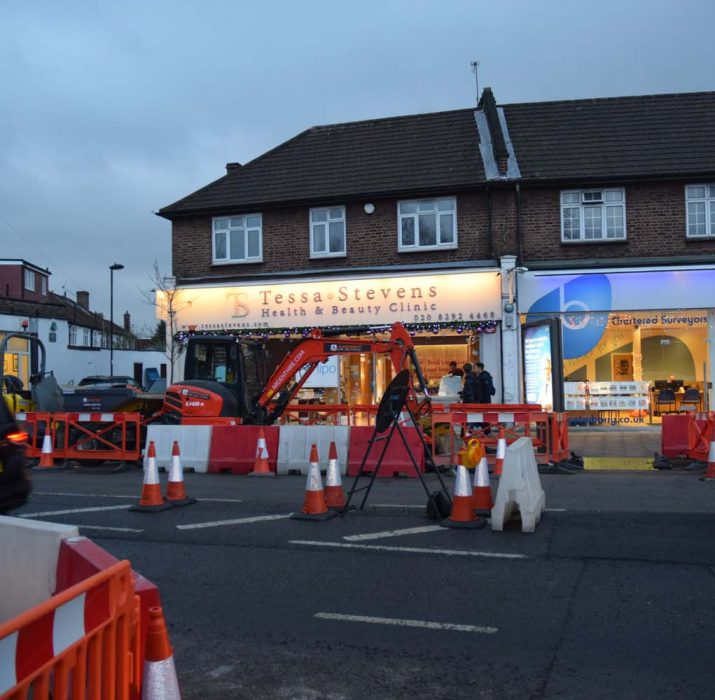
2 0 713 332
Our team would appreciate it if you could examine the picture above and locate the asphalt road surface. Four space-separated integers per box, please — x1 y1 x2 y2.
13 465 715 700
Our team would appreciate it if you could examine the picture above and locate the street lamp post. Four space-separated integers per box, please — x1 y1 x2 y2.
109 263 124 376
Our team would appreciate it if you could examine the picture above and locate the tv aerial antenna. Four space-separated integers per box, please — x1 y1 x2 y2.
470 60 480 103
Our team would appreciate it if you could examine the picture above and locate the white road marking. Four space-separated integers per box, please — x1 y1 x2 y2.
344 525 446 541
370 504 424 509
545 508 567 512
35 492 136 499
291 540 527 559
20 505 130 518
177 513 292 530
314 612 497 634
79 525 144 533
34 492 243 504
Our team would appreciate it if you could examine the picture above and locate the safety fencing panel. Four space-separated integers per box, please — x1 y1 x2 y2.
431 404 569 467
15 412 142 463
208 425 280 474
276 425 349 475
347 426 425 477
0 559 138 700
144 424 213 473
687 411 715 462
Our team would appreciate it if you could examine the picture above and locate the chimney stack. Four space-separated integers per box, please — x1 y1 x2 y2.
76 291 89 310
124 311 131 333
226 162 242 174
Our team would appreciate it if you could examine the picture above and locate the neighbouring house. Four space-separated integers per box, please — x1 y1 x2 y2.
0 259 167 388
157 88 715 418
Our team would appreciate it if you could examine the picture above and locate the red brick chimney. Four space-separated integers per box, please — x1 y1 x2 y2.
76 291 89 310
123 311 131 332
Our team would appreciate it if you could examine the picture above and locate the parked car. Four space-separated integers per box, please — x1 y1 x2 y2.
0 397 31 514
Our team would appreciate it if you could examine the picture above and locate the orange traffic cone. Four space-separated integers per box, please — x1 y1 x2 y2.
248 427 275 477
130 442 173 512
166 441 197 506
291 444 338 521
142 606 181 699
441 456 486 529
37 433 55 468
325 441 346 509
473 455 493 515
700 427 715 481
494 426 507 476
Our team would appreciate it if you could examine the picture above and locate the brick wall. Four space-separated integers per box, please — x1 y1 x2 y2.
171 192 493 280
0 265 48 301
520 181 715 261
170 180 715 279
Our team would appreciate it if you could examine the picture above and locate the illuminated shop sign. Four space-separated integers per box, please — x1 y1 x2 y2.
162 271 501 331
520 269 715 359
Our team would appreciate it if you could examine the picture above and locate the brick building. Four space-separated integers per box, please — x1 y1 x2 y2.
158 89 715 414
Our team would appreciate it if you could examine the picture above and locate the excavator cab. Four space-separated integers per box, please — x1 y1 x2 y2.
162 336 268 422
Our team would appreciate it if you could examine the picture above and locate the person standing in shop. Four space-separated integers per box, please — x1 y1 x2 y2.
448 360 464 377
460 363 481 404
475 362 496 404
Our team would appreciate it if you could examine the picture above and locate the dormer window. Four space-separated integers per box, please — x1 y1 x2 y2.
24 269 35 291
561 189 626 242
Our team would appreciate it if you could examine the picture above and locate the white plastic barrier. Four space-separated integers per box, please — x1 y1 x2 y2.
276 425 349 475
491 437 546 533
0 517 78 623
144 424 213 473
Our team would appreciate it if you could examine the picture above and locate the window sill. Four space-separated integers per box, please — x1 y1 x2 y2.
309 252 347 260
212 258 263 266
398 244 458 253
561 238 628 245
685 235 715 240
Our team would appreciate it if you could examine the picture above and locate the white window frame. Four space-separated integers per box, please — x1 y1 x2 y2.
309 206 347 258
40 276 47 295
69 325 78 346
560 188 627 242
685 184 715 238
397 197 458 252
24 269 35 291
212 214 263 264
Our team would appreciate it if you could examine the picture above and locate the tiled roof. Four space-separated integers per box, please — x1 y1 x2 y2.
158 109 485 216
159 90 715 217
503 91 715 182
0 293 124 334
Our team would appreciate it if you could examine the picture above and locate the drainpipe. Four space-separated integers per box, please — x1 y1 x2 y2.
487 186 494 260
515 183 523 263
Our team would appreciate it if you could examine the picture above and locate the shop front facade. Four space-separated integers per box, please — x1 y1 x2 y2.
519 266 715 424
169 267 508 408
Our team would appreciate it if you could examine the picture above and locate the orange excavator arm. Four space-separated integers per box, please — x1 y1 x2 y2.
254 322 430 424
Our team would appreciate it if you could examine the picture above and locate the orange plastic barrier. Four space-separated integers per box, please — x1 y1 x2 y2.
347 426 425 477
16 411 142 464
687 411 715 462
0 559 139 700
431 405 569 467
207 425 280 474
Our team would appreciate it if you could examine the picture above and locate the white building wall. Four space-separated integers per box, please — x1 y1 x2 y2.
1 313 167 388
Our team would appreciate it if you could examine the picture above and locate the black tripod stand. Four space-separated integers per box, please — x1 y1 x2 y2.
342 369 452 512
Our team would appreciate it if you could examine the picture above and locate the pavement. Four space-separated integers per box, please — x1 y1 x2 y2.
568 427 662 470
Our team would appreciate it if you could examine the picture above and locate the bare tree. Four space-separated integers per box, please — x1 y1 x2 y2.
143 262 194 383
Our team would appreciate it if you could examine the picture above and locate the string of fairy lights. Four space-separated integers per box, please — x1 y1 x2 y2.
175 319 499 343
